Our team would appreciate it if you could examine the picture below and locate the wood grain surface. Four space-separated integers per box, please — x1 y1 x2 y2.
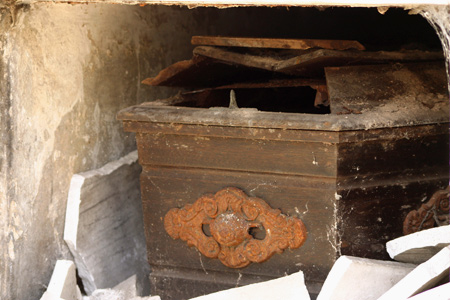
191 36 366 51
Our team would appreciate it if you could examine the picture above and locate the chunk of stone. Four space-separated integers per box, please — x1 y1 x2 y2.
188 271 310 300
407 283 450 300
85 289 160 300
64 151 149 295
317 256 415 300
83 275 160 300
377 246 450 300
40 260 82 300
386 225 450 264
113 275 140 298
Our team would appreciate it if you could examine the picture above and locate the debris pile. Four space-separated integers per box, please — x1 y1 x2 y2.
41 225 449 299
186 225 450 300
141 36 447 117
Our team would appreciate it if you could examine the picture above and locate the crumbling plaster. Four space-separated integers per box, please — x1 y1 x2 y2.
0 3 254 299
0 2 448 300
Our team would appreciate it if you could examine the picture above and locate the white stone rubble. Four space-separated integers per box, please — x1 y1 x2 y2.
40 260 82 300
64 151 149 294
377 245 450 300
189 271 310 300
317 256 416 300
386 225 450 264
407 283 450 300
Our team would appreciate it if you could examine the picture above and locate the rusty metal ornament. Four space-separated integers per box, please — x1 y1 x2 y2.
164 187 307 268
403 186 449 235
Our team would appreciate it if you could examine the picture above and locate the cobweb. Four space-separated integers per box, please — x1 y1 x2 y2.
418 5 450 96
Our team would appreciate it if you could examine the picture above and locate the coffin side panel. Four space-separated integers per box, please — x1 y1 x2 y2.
140 167 337 288
136 132 337 177
337 125 449 259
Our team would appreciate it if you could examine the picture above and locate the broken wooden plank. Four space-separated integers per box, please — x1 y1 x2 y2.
208 78 325 90
188 271 310 300
377 246 450 300
191 36 365 51
325 62 448 114
317 256 416 300
275 49 444 76
386 225 450 264
193 46 280 72
64 151 149 295
195 46 444 78
143 47 443 88
142 58 197 86
142 54 275 88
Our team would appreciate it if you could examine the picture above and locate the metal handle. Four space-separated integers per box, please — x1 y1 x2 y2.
164 187 307 268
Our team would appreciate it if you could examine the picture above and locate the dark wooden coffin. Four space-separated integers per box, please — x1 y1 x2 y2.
118 93 449 299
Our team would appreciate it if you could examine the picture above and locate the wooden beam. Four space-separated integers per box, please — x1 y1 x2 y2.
191 36 365 51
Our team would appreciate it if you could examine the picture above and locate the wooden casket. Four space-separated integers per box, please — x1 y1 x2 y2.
117 62 449 299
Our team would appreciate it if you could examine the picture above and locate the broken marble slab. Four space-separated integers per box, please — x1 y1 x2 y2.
377 245 450 300
83 289 161 300
112 275 141 299
82 275 160 300
386 225 450 264
407 283 450 300
64 151 149 295
317 256 416 300
188 271 310 300
85 289 161 300
40 260 82 300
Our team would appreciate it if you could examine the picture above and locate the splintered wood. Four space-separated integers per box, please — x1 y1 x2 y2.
141 35 446 115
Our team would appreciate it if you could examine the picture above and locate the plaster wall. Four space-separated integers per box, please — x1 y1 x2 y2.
0 3 251 299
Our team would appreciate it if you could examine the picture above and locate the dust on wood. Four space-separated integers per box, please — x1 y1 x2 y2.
326 62 449 115
191 36 365 51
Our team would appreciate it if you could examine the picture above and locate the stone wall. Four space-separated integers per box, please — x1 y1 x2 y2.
0 3 253 299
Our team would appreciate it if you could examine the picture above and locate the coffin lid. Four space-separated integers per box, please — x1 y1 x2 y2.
118 61 449 131
117 102 449 131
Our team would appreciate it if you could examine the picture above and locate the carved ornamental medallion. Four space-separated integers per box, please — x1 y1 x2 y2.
164 187 307 268
403 186 449 235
